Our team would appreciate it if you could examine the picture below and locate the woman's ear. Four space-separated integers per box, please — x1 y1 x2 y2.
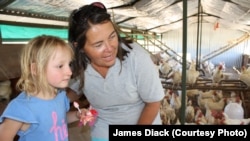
73 42 78 48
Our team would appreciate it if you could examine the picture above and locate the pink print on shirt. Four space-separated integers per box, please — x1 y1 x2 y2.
50 111 68 141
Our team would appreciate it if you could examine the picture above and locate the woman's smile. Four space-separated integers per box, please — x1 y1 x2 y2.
102 54 115 62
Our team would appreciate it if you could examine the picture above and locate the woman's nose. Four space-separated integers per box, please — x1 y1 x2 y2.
104 41 112 51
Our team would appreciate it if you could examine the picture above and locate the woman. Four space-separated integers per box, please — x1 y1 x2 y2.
67 2 165 141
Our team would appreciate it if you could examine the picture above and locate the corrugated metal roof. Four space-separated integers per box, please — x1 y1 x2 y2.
0 0 249 34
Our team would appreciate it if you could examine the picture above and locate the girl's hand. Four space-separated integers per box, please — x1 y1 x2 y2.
77 107 98 126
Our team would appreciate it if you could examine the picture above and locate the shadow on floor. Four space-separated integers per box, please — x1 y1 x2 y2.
68 122 91 141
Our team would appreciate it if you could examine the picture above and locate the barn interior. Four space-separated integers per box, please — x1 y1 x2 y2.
0 0 250 139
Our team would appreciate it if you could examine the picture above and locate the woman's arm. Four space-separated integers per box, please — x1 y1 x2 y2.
137 101 161 124
66 88 82 103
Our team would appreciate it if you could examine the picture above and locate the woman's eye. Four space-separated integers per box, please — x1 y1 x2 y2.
94 43 102 48
110 34 116 39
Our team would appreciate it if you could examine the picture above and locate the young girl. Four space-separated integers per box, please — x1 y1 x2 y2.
0 35 85 141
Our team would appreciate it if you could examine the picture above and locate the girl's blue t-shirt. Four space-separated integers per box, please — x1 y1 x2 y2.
0 90 70 141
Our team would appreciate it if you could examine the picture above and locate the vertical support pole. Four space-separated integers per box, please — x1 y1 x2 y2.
181 0 188 125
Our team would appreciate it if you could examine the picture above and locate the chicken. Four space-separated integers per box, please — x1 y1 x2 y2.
205 97 226 111
186 61 200 86
186 89 200 98
204 102 228 125
159 51 170 62
199 90 213 99
212 64 224 86
218 62 226 72
239 66 250 87
202 60 215 75
169 91 181 111
175 118 197 125
226 91 238 104
205 107 215 124
163 89 172 102
194 107 207 125
185 100 195 123
150 51 169 66
159 60 172 77
221 112 250 125
199 90 223 100
186 89 200 107
169 68 182 88
197 92 215 110
160 95 176 125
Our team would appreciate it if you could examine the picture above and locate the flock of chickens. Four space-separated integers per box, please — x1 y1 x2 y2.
151 51 250 125
160 89 250 125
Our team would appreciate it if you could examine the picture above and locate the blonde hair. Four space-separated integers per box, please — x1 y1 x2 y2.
16 35 74 96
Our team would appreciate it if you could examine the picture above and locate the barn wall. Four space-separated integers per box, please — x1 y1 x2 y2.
0 44 24 81
162 22 250 69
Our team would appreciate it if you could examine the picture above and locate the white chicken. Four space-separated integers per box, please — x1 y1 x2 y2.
221 112 250 125
205 106 215 124
205 107 225 125
159 51 170 62
164 89 172 102
203 90 223 102
202 60 215 75
185 100 195 123
205 97 226 111
186 89 200 98
197 92 215 110
226 91 238 104
159 60 172 78
186 89 200 107
198 90 222 99
186 61 200 86
169 91 181 111
160 95 176 125
239 66 250 87
169 68 182 88
212 64 224 86
194 107 207 125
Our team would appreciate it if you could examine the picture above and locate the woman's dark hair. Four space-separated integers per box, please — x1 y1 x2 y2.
68 2 131 90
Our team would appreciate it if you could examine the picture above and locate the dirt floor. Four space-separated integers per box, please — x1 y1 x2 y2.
68 122 91 141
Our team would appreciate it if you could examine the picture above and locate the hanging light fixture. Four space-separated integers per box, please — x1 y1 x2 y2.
214 20 219 30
